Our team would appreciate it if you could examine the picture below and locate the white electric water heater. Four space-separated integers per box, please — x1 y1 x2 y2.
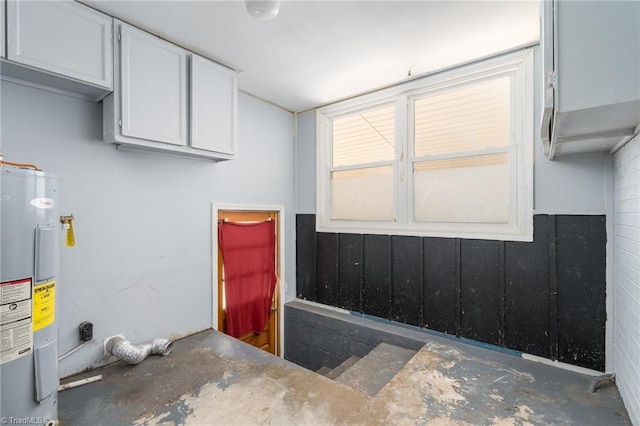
1 167 60 425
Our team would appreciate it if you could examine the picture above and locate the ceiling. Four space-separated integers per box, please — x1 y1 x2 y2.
83 0 540 112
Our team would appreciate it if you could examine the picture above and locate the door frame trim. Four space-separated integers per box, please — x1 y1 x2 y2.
211 203 286 358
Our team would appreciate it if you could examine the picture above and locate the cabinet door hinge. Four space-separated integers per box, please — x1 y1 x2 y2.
118 118 122 127
118 32 121 42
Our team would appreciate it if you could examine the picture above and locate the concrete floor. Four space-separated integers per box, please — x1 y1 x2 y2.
59 328 631 425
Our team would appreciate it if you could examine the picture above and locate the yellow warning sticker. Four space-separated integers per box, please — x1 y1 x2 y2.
66 219 75 247
33 281 55 332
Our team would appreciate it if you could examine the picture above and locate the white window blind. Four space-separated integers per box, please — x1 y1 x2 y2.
333 106 395 167
330 105 396 221
413 76 510 156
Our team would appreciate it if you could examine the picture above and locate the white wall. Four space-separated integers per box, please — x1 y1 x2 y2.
613 135 640 425
0 81 295 377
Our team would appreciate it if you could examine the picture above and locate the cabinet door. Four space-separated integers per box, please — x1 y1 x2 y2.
120 23 188 147
6 0 112 88
1 0 5 58
557 1 640 112
190 55 237 155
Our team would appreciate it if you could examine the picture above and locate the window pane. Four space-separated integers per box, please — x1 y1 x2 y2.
331 166 394 221
413 153 509 223
414 76 510 157
333 105 395 167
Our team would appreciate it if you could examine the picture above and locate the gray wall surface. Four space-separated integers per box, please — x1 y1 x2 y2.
1 81 295 378
295 110 317 214
294 47 611 216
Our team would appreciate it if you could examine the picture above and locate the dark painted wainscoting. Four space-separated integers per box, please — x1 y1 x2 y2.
295 214 606 371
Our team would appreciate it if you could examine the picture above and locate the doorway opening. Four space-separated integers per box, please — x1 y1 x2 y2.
213 205 284 356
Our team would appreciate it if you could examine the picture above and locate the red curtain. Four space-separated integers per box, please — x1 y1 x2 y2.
218 220 277 338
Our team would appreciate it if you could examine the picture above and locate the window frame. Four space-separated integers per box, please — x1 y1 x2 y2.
316 48 534 242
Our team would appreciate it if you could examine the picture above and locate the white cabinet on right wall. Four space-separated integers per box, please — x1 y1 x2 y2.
0 0 5 59
541 0 640 158
190 54 237 156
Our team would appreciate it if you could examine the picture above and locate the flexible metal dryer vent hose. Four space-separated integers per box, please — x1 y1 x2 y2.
106 336 173 365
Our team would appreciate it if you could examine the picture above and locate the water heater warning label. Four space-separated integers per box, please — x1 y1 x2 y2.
33 281 56 331
0 278 33 365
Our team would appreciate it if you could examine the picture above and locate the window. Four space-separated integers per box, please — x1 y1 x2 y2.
331 104 396 221
317 49 533 241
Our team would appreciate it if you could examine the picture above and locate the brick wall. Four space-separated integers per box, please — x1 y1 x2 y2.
613 134 640 425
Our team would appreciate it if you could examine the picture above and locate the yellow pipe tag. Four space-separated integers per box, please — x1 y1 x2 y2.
66 219 75 247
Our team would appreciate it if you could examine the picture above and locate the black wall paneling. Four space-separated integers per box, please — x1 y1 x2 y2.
316 233 339 306
498 242 506 347
423 238 458 334
363 235 392 320
455 239 462 336
295 214 317 301
337 234 363 312
504 215 550 358
391 236 423 326
548 216 559 360
556 216 606 371
295 214 608 371
460 239 502 346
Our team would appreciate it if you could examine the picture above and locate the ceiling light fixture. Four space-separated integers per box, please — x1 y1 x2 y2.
245 0 280 20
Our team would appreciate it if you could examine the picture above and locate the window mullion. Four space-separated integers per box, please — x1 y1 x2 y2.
396 95 409 225
319 113 332 227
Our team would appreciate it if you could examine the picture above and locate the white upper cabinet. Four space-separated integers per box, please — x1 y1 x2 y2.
119 22 188 147
104 21 237 161
190 54 237 155
6 0 112 90
541 0 640 158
